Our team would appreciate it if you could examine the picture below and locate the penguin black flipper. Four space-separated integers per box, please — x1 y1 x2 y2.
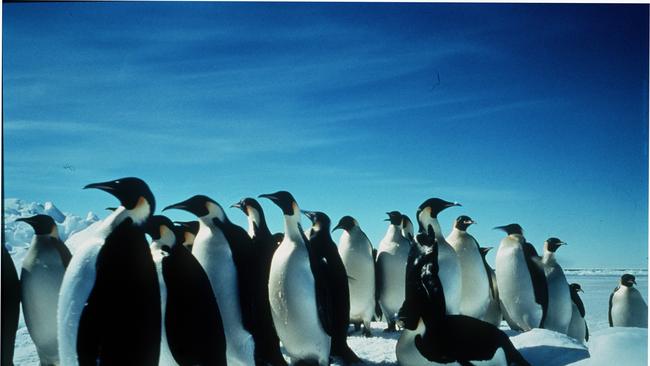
571 291 586 318
163 244 227 366
52 237 73 268
300 225 333 336
77 218 161 365
398 242 424 330
523 242 548 327
608 287 617 327
373 248 383 320
2 243 20 366
585 322 589 341
213 218 257 333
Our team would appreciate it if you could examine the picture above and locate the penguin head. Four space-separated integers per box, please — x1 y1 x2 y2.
174 221 199 246
84 177 155 226
259 191 299 217
621 274 637 287
332 215 358 233
272 232 284 245
416 198 460 233
163 195 226 223
545 237 566 253
385 211 403 226
15 214 58 237
569 283 584 293
145 215 176 247
454 215 475 231
401 214 414 241
302 210 331 233
479 246 493 258
493 223 523 236
231 197 263 217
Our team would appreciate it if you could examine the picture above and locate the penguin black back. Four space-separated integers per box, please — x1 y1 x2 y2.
76 177 161 365
569 283 589 341
232 197 286 366
522 241 548 328
77 218 161 365
414 229 531 366
2 243 20 366
479 247 497 300
303 210 360 364
162 225 227 366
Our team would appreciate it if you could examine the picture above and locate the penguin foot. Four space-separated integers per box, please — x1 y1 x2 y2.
353 323 361 332
362 328 372 337
382 326 397 333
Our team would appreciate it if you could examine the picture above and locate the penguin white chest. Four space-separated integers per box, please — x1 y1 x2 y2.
269 240 330 365
377 236 409 320
495 238 541 331
567 302 587 342
447 231 489 318
193 228 254 366
338 231 375 323
611 287 648 328
542 263 572 334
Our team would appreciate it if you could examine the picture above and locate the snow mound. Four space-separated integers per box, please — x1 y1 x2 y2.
510 328 589 365
570 327 647 366
43 201 66 223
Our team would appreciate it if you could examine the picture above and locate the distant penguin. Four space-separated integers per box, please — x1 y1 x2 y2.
58 177 161 365
164 195 255 366
333 215 375 337
17 214 71 365
231 197 287 366
609 274 648 328
479 247 502 327
568 283 589 343
2 243 20 366
376 211 411 331
259 191 331 365
173 221 199 252
494 224 547 331
541 238 572 334
401 229 532 366
304 210 360 364
416 198 462 315
446 215 490 319
146 215 227 366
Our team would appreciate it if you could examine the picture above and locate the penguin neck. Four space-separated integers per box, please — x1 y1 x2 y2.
423 217 445 242
156 226 176 247
385 224 404 242
35 225 61 240
246 206 268 238
283 212 304 244
183 232 196 246
100 206 130 232
128 197 152 226
543 248 557 265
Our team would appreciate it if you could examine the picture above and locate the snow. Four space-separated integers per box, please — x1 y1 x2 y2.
4 199 648 366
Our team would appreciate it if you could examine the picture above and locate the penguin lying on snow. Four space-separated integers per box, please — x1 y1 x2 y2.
413 228 532 366
17 214 71 366
609 274 648 328
58 177 161 366
146 215 227 366
303 210 361 364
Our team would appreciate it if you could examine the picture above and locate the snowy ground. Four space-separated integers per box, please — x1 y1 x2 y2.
4 199 648 365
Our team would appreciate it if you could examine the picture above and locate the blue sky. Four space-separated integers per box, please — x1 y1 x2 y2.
3 3 648 268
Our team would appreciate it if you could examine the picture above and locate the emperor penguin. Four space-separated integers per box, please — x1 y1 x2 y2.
376 210 411 331
494 224 548 331
333 215 375 337
259 191 331 366
173 220 199 252
541 238 572 334
17 214 72 365
163 195 255 366
303 210 361 364
609 274 648 328
146 215 227 366
397 214 425 331
58 177 161 365
478 247 502 327
416 198 462 315
568 283 589 343
231 197 287 366
401 214 415 242
446 215 490 319
2 243 20 366
400 229 532 366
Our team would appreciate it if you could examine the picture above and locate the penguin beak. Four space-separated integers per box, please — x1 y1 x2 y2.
105 207 117 212
579 288 584 293
332 223 343 233
384 212 391 221
258 193 277 202
84 180 118 193
448 202 462 207
230 202 242 209
301 210 317 223
163 199 193 213
15 217 35 225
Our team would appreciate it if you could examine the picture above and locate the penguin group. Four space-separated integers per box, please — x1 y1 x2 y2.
2 177 647 366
